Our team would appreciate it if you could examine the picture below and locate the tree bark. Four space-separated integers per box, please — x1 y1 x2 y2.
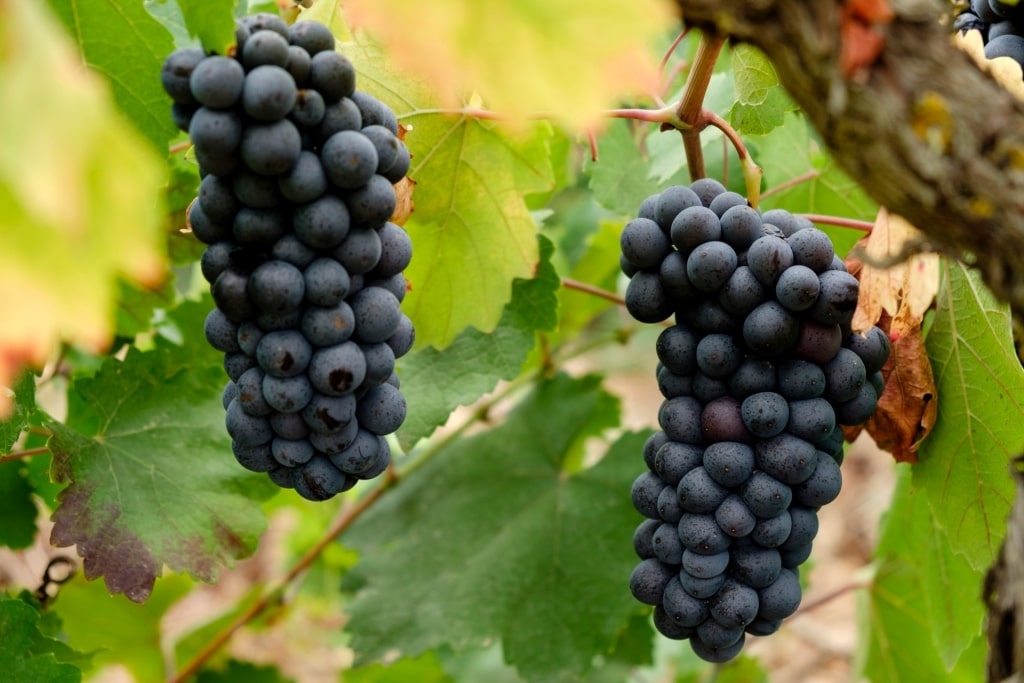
986 456 1024 683
675 0 1024 324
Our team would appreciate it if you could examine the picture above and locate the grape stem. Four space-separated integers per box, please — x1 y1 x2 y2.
561 277 626 306
0 446 49 465
674 33 726 182
168 141 191 154
790 580 868 617
800 214 874 232
761 170 821 198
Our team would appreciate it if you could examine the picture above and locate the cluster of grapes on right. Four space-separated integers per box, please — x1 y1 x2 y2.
624 179 889 662
955 0 1024 65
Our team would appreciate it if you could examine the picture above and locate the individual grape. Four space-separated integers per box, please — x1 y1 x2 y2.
242 65 297 122
304 257 350 306
318 97 363 140
286 46 312 86
301 392 356 435
225 398 274 447
241 119 302 175
171 103 197 132
643 432 670 470
786 398 836 443
686 241 738 293
306 417 358 456
760 209 800 237
350 91 399 134
637 193 659 220
743 301 799 358
835 383 879 426
708 191 746 218
691 299 742 335
692 372 730 403
201 241 236 284
631 471 666 519
289 20 336 55
256 331 313 378
695 333 744 379
385 314 415 358
701 396 753 444
739 471 792 518
728 358 776 398
845 325 891 375
709 578 760 628
293 455 353 501
271 437 315 467
719 204 763 252
690 633 746 664
682 548 731 579
234 207 288 245
270 410 311 440
823 348 867 403
188 201 232 244
622 217 672 268
223 380 240 409
308 341 367 396
236 367 273 416
276 151 326 204
757 568 802 620
793 451 843 507
190 56 245 109
746 235 794 287
212 268 256 322
985 33 1024 61
729 545 782 589
161 47 205 105
232 441 277 473
204 308 241 353
198 174 240 224
272 233 318 268
242 13 290 40
662 576 711 626
267 466 296 489
679 569 727 599
350 286 402 343
373 223 413 278
310 51 356 102
740 391 789 438
745 618 782 637
696 617 745 650
360 124 401 174
659 251 700 301
781 507 819 550
625 271 675 323
654 185 702 231
718 266 767 316
775 264 821 312
678 513 733 554
658 396 704 444
321 130 378 189
247 260 305 314
355 382 406 435
777 359 827 400
189 108 243 158
657 485 684 524
816 424 845 462
702 442 755 488
657 367 693 399
794 321 843 365
629 559 675 605
810 270 860 325
301 302 356 347
633 518 660 559
242 29 290 69
788 227 834 273
715 494 757 538
751 509 792 548
779 543 813 568
369 273 407 303
290 88 326 129
678 467 730 514
224 352 258 382
233 169 283 208
690 177 727 207
294 195 351 249
332 226 382 275
755 433 817 485
654 441 704 486
329 429 387 475
670 206 721 252
256 309 302 331
262 374 314 413
652 523 684 564
346 174 397 228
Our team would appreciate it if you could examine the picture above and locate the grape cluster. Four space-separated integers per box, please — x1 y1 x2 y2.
955 0 1024 68
623 179 888 662
160 14 414 501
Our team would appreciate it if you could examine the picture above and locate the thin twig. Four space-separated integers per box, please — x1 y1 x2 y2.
561 278 626 306
791 581 868 617
0 447 50 465
675 34 726 182
761 169 820 199
701 110 751 162
169 141 191 154
660 28 690 74
800 214 875 232
168 468 398 683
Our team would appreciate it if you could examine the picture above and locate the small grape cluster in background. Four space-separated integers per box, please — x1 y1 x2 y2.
622 180 888 662
160 13 414 501
955 0 1024 66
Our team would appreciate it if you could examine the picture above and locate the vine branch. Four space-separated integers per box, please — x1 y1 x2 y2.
0 446 49 465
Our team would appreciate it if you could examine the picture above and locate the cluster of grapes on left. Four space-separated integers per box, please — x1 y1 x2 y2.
161 13 414 501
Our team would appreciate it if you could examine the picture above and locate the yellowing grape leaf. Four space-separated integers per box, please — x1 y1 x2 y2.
845 210 939 462
303 3 556 348
342 0 671 129
0 1 166 417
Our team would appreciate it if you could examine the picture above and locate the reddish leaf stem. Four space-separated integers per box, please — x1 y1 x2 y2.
791 581 868 617
761 170 821 198
561 278 625 306
167 468 398 683
0 446 50 465
168 141 190 154
660 28 691 75
800 214 875 232
675 34 726 181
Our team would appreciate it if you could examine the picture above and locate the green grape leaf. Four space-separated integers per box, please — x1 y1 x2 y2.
0 1 167 412
196 660 291 683
116 275 179 337
345 375 647 681
176 0 236 56
859 466 987 682
913 261 1024 570
46 299 275 603
0 461 37 549
0 596 84 683
144 0 191 49
1 372 37 454
48 0 177 151
731 44 778 106
346 653 454 683
304 4 555 348
554 219 623 341
728 87 798 137
397 236 559 448
752 112 877 257
55 574 192 682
